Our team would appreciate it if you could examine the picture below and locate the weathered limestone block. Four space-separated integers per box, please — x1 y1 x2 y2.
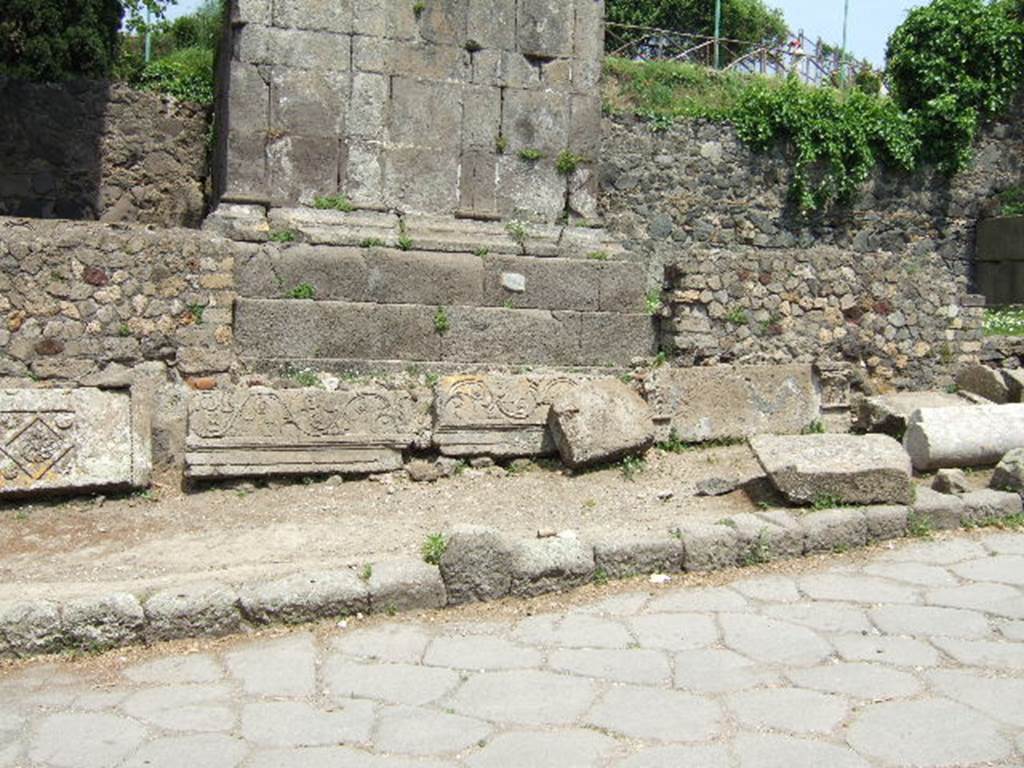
509 536 595 598
903 405 1024 471
0 601 63 658
991 448 1024 493
593 537 684 578
439 525 515 606
800 509 868 554
0 388 149 496
266 208 399 247
912 487 964 530
852 391 967 438
239 571 369 624
956 365 1010 403
862 505 909 541
677 523 740 572
961 489 1023 524
433 374 580 458
750 434 914 506
63 593 145 651
644 365 821 443
144 582 242 641
186 385 431 479
367 559 447 614
548 380 655 469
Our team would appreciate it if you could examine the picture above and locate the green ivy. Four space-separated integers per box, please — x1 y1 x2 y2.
134 46 215 105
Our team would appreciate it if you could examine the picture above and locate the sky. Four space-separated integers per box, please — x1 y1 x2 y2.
164 0 924 66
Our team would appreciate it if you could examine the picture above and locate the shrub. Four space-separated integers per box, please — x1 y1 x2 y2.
134 46 215 104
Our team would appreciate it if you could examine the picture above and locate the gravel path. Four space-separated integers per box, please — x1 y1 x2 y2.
3 530 1024 767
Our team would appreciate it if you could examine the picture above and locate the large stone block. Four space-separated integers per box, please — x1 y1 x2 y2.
578 313 659 366
185 385 431 479
750 434 914 506
548 379 655 469
383 146 460 214
439 308 581 365
992 448 1024 493
956 365 1010 404
904 404 1024 471
272 0 351 32
0 388 149 496
239 571 369 624
433 373 580 458
517 0 575 57
439 525 515 605
509 536 595 598
467 0 516 50
644 365 821 443
267 134 341 205
482 256 600 311
270 68 347 136
852 391 967 438
593 537 684 578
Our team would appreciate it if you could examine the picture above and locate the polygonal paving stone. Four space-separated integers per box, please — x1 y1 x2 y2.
981 533 1024 555
121 653 224 684
731 575 802 603
787 662 923 699
927 668 1024 727
330 624 433 664
29 713 147 768
586 685 722 742
952 555 1024 586
123 734 248 768
246 746 454 768
863 562 958 587
323 660 460 706
240 700 375 748
880 538 988 564
121 684 235 732
870 604 991 639
548 647 672 685
720 613 834 666
931 637 1024 670
832 634 941 667
726 688 849 734
423 634 543 671
735 733 870 768
374 706 492 756
627 613 719 651
926 582 1024 619
764 603 873 634
465 729 618 768
614 745 732 768
0 743 18 768
847 698 1011 767
798 573 921 604
998 619 1024 640
573 592 651 616
647 586 748 613
511 614 633 649
450 670 597 725
673 648 780 693
224 634 317 697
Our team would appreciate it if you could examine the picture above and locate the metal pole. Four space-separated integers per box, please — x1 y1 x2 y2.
714 0 723 68
840 0 850 86
144 5 153 64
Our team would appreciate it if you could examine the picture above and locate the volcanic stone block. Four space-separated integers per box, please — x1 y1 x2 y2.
800 509 868 554
677 523 740 572
578 313 658 366
548 379 655 469
0 388 149 497
517 0 575 57
348 73 388 140
440 308 580 365
270 68 347 135
389 78 462 148
956 365 1010 403
362 249 484 306
1003 369 1024 402
267 208 398 247
960 489 1024 524
416 0 468 45
267 135 341 206
993 449 1024 494
572 0 605 90
272 0 351 32
185 385 431 479
239 571 370 624
368 560 447 614
459 151 498 216
433 373 581 458
903 405 1024 470
912 487 965 530
933 468 971 495
495 154 567 222
750 434 914 506
726 513 804 562
63 593 145 651
593 537 684 578
482 256 601 311
383 147 460 214
853 391 967 438
467 0 515 50
144 582 242 641
0 601 64 657
440 525 516 605
266 28 351 70
463 85 502 151
644 365 821 443
862 505 910 541
509 536 595 598
387 41 471 81
502 88 570 155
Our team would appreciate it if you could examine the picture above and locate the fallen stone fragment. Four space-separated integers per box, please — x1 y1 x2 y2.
750 434 914 506
696 476 740 497
548 379 654 469
0 601 63 658
239 571 368 625
368 560 446 614
593 537 684 578
439 525 515 606
912 487 964 530
63 593 145 651
956 365 1010 403
991 448 1024 493
509 536 595 598
406 460 442 483
800 509 868 554
903 405 1024 470
145 582 242 641
933 469 971 495
960 489 1023 525
852 391 966 438
676 523 740 572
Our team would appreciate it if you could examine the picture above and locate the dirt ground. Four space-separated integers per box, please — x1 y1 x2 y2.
0 445 992 605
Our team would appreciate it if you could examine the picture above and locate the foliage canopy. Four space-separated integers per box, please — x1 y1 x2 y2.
606 0 788 47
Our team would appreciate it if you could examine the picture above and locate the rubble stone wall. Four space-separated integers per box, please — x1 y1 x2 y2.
0 80 210 228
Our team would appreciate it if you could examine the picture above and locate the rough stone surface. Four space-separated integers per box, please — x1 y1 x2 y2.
367 559 446 614
643 364 821 443
439 525 515 606
62 593 145 651
751 434 914 505
509 535 595 598
853 391 967 437
144 582 242 641
677 523 740 572
960 489 1024 524
904 404 1024 470
593 537 684 578
238 570 369 625
991 448 1024 493
801 508 868 554
912 487 965 530
0 601 63 657
956 365 1010 403
548 379 655 468
933 468 971 494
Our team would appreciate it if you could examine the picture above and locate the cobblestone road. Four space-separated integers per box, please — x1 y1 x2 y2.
3 532 1024 767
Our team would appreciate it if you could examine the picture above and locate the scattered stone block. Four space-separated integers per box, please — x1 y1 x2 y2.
991 448 1024 493
144 582 242 641
904 405 1024 470
547 380 655 469
956 365 1010 403
239 571 369 625
63 593 145 651
0 601 63 658
186 385 431 479
0 388 150 497
960 489 1023 524
433 374 580 458
862 505 909 541
800 509 868 554
750 434 914 506
593 537 683 579
912 487 964 530
933 469 971 495
853 391 966 438
406 459 443 483
695 476 741 497
439 525 515 606
643 365 821 443
725 513 804 563
368 560 446 614
509 535 595 598
677 523 740 572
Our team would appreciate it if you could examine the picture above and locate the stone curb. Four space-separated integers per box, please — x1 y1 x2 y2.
1 491 1021 660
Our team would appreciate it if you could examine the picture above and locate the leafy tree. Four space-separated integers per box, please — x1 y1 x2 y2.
606 0 788 46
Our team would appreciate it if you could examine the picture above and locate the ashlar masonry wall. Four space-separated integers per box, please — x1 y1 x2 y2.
214 0 605 221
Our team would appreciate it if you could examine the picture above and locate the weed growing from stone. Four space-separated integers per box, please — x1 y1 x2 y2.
313 195 354 212
657 428 690 454
286 365 321 388
588 250 609 261
505 220 528 253
289 283 315 300
555 150 587 175
963 514 1024 531
464 39 482 53
593 567 609 586
802 419 826 435
726 307 749 325
518 148 544 162
495 135 508 154
739 529 773 566
474 247 489 257
360 564 373 581
360 237 385 248
186 303 206 324
422 533 447 565
651 351 668 368
984 306 1024 336
433 306 450 335
270 229 297 244
645 289 663 315
620 455 647 481
412 1 427 19
907 511 934 538
398 220 413 251
118 323 132 337
811 494 842 511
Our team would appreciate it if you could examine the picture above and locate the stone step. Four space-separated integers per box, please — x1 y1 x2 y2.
235 298 659 367
237 245 648 313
